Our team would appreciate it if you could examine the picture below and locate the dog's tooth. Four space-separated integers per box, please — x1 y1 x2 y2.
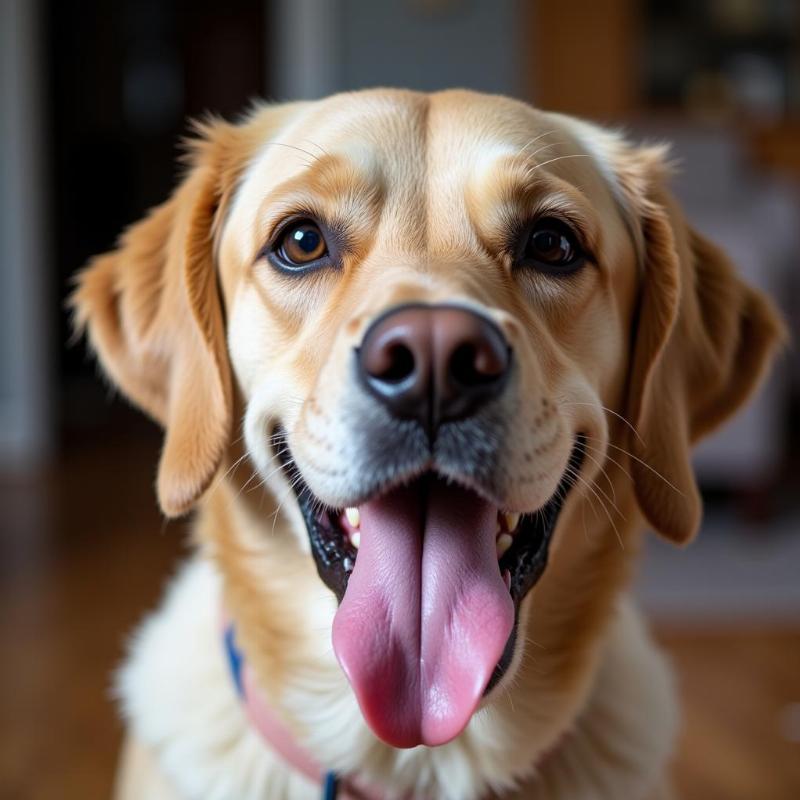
502 569 511 591
504 512 521 532
345 507 360 528
343 556 354 572
350 531 361 549
496 533 513 558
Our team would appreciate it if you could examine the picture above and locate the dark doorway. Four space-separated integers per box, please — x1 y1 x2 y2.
46 0 268 446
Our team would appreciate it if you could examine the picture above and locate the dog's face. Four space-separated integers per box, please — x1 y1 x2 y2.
74 90 782 752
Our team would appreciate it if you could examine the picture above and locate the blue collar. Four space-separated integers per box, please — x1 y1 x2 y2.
224 622 341 799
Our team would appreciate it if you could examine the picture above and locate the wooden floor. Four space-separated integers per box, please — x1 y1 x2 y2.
1 427 798 799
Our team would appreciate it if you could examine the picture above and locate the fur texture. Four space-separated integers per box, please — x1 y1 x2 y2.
116 557 677 800
72 89 784 799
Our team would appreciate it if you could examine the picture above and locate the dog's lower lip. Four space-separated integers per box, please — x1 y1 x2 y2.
272 429 585 691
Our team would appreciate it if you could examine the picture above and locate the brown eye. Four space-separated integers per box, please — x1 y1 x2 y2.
518 217 584 274
274 220 328 270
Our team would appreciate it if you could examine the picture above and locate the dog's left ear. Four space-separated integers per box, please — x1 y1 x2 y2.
620 148 786 544
71 119 244 517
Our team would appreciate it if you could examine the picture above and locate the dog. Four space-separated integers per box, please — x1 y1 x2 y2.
73 89 784 799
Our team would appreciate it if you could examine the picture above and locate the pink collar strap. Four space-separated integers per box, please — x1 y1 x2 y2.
224 622 390 800
223 619 560 799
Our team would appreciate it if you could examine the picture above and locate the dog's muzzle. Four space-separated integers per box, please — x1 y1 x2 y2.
274 302 584 750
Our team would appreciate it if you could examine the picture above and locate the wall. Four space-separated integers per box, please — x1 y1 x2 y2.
0 0 51 468
271 0 520 99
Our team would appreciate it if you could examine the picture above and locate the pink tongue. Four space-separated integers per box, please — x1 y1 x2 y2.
332 479 514 748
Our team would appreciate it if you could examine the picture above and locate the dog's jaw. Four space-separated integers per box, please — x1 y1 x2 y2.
271 424 586 748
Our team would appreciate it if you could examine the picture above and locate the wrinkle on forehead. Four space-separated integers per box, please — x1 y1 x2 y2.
423 99 611 259
547 111 649 270
225 90 633 282
251 153 384 254
227 91 433 263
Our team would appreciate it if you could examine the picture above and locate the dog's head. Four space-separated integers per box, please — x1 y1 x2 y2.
73 90 783 750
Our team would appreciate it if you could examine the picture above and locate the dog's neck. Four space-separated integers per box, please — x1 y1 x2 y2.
223 615 598 800
186 479 677 800
223 618 417 799
120 555 677 800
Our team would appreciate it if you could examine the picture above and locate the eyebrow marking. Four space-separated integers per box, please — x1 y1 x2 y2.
517 129 559 156
544 114 648 270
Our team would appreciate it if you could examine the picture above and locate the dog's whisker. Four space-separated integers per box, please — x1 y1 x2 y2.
585 437 685 498
581 492 591 545
255 449 294 485
521 142 570 177
267 467 309 535
526 153 594 175
299 137 330 158
221 451 252 481
503 684 517 715
555 468 592 523
266 428 292 444
239 470 276 503
262 140 323 166
579 440 634 484
232 469 264 505
229 429 246 448
268 493 291 536
231 446 293 505
566 426 675 496
240 466 269 494
558 400 645 446
517 129 559 155
565 465 625 550
521 140 562 164
579 448 618 507
521 635 547 651
574 462 625 520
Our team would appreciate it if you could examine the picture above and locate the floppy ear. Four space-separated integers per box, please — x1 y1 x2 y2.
623 154 786 544
71 120 243 516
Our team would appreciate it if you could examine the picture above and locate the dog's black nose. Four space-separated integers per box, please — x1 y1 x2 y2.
358 304 511 433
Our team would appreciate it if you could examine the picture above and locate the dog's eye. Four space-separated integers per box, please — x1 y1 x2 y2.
518 218 584 273
273 220 329 269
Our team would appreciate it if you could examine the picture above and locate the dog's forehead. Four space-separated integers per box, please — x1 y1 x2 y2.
224 90 625 274
240 90 615 197
241 92 429 192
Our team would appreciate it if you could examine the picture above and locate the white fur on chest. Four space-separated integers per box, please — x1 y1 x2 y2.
116 559 318 800
117 558 677 800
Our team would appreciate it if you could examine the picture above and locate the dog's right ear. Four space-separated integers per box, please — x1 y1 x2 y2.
71 107 299 516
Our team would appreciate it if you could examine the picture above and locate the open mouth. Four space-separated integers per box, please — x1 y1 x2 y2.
275 432 585 748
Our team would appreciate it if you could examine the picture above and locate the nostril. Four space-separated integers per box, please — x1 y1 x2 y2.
374 344 416 383
450 344 482 386
449 341 508 387
474 343 508 379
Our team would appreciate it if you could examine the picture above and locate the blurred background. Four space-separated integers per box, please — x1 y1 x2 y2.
1 0 798 797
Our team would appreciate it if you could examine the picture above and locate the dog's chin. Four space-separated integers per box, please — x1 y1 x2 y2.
273 431 585 748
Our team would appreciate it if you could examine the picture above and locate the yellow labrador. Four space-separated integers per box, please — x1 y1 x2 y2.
74 89 783 799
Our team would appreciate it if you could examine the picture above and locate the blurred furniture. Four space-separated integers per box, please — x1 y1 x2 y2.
529 0 800 126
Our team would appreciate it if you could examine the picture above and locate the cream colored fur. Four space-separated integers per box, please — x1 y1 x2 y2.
71 89 783 800
116 557 677 800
